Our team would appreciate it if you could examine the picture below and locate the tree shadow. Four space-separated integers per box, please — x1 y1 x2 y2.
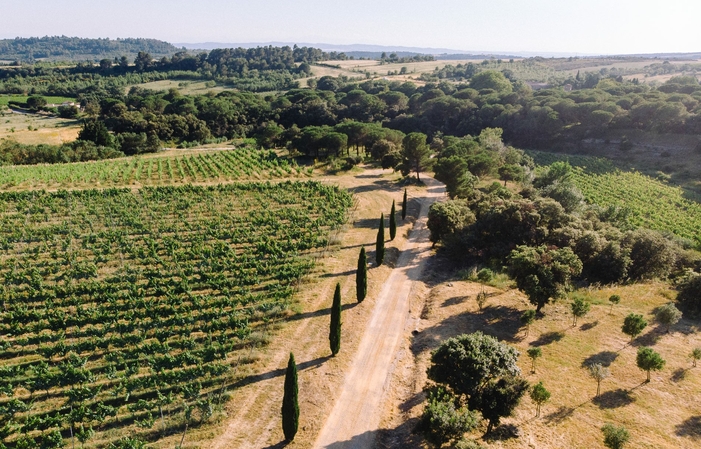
261 441 290 449
482 423 521 441
632 330 661 347
671 367 689 383
542 401 588 425
287 302 358 323
353 217 384 229
529 331 565 347
580 320 599 331
441 295 469 307
675 416 701 440
592 389 635 409
398 391 425 414
346 179 393 194
229 355 332 389
319 269 357 279
581 351 619 368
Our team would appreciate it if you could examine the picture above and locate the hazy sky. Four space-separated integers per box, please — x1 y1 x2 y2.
2 0 701 55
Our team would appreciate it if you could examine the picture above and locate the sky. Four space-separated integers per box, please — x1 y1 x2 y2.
2 0 701 55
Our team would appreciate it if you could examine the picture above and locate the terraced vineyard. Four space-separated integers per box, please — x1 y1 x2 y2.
0 182 351 448
0 148 308 190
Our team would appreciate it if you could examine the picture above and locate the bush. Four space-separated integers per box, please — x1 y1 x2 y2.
602 423 630 449
676 272 701 317
476 268 494 282
420 388 480 447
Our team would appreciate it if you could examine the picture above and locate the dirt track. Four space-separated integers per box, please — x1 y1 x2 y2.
313 175 445 449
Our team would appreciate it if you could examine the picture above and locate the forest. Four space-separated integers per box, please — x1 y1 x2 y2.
0 37 180 62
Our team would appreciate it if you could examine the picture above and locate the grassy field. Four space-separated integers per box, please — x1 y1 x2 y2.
0 147 311 190
0 109 80 145
405 274 701 448
0 181 351 449
0 95 76 106
125 80 232 96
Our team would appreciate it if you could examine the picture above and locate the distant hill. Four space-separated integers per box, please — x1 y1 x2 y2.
0 36 182 62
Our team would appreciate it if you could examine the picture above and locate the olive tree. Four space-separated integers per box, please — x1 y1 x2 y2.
636 347 665 382
655 303 682 333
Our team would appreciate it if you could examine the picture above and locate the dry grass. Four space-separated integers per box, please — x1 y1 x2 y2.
380 267 701 449
0 110 79 144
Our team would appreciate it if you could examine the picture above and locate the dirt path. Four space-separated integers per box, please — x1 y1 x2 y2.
313 175 445 449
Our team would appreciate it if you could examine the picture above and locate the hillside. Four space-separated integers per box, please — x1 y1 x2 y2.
0 36 181 62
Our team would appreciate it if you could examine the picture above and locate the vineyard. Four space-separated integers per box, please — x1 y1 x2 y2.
528 151 701 242
0 148 309 190
0 182 352 448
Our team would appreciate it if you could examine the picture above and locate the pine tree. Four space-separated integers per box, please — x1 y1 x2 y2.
330 283 342 356
389 200 397 241
402 189 407 220
356 247 367 303
281 353 299 442
376 213 385 266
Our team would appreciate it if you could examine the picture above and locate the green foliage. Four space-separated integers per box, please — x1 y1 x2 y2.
400 132 432 180
330 283 342 356
636 347 665 382
376 213 385 266
526 347 542 373
570 297 591 326
609 294 621 314
402 188 407 220
622 313 648 341
475 375 529 433
108 437 147 449
356 247 367 303
655 303 682 332
476 268 493 282
389 200 397 240
690 348 701 367
0 139 123 166
78 119 114 147
420 388 480 447
428 332 521 400
520 310 536 337
601 423 630 449
507 245 583 313
469 70 513 93
676 273 701 317
282 353 299 441
529 381 551 417
427 200 475 247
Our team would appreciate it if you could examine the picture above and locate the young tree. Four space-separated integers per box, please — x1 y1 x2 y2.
281 353 299 442
571 297 591 327
691 347 701 368
400 132 432 181
608 294 621 315
601 423 630 449
526 348 542 373
376 213 385 266
475 376 529 434
389 200 397 241
588 363 610 397
622 313 647 342
402 188 407 220
520 310 536 337
655 303 682 333
356 247 367 303
636 347 665 382
330 283 342 356
529 382 550 417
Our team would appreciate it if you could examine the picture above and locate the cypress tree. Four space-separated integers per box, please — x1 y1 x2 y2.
389 200 397 241
330 283 342 355
356 247 367 302
281 352 299 442
402 188 407 220
376 213 385 266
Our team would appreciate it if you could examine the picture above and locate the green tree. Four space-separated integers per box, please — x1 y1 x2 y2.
281 353 299 442
690 348 701 367
520 310 536 337
655 303 682 333
420 388 480 447
476 376 529 433
498 164 524 187
428 332 521 404
601 423 630 449
376 213 385 266
426 200 475 247
400 132 432 181
529 382 550 417
78 119 113 147
636 347 665 382
608 294 621 315
26 96 47 110
507 245 583 314
356 247 367 303
134 51 152 72
330 283 342 356
402 188 407 220
622 313 647 342
434 155 478 198
526 348 541 373
469 70 513 93
588 363 610 397
571 297 591 327
389 200 397 241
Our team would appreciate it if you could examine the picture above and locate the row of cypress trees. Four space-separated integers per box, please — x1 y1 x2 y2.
282 189 409 442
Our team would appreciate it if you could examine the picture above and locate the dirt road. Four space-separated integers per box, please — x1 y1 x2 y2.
313 175 445 449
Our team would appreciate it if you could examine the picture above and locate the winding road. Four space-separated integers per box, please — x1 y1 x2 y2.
313 175 445 449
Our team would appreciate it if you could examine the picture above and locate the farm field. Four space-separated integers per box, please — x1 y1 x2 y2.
0 181 352 448
124 80 231 96
0 96 76 107
0 111 80 146
0 147 309 190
